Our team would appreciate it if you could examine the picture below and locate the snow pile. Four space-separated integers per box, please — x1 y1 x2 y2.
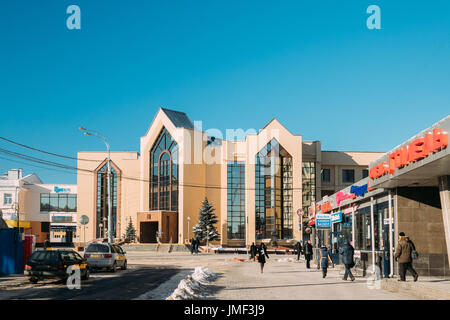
192 266 217 283
166 267 217 300
276 257 295 263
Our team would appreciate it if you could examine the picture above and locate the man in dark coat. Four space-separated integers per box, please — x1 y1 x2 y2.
294 241 303 261
190 238 195 254
249 242 257 261
339 241 355 281
303 240 313 269
193 237 200 254
395 232 418 282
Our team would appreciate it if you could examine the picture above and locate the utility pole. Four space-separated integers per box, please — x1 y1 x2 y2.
80 127 113 243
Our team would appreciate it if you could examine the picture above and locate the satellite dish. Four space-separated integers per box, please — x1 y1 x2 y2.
79 215 89 225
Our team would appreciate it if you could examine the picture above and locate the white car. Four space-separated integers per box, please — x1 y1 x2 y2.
84 243 127 272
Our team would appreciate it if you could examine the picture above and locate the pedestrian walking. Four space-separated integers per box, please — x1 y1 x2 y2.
395 232 419 282
194 237 200 254
304 240 313 269
339 241 355 281
295 241 303 261
318 245 333 278
257 243 269 273
249 242 257 261
190 237 195 254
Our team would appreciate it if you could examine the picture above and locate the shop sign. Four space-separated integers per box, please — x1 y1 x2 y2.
336 191 355 206
320 202 332 213
308 203 320 219
384 218 393 225
350 183 374 197
54 186 71 193
331 211 343 223
370 128 448 180
316 214 331 229
307 218 316 227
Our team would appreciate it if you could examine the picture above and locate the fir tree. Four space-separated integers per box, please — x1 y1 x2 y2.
124 218 136 242
193 197 220 242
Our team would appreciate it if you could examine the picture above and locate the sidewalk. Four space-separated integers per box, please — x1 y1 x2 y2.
0 274 28 290
206 256 413 300
382 276 450 300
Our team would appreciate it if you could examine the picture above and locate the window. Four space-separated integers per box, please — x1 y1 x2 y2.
227 161 245 240
40 194 77 212
149 128 179 211
52 216 72 223
362 169 369 179
302 162 316 214
321 169 331 182
342 169 355 183
96 164 118 238
3 193 12 205
86 243 110 253
41 222 50 233
321 190 334 198
255 139 293 240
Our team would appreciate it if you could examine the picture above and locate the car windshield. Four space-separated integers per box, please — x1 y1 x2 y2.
29 251 61 264
86 244 110 253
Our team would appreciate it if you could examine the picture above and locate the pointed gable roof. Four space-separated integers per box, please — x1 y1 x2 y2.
161 108 195 130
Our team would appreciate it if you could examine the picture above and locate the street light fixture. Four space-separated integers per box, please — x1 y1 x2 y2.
80 126 113 244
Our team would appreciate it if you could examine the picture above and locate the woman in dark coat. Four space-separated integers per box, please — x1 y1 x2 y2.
257 243 269 273
318 245 333 278
339 241 355 281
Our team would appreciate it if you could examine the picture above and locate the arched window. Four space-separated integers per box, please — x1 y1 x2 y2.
96 164 118 239
150 128 179 211
255 139 293 240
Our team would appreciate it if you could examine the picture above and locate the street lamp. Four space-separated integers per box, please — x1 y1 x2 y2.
187 216 191 241
206 225 210 253
80 126 113 244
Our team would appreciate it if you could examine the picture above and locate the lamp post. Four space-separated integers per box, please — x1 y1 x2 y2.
187 216 191 241
80 127 113 244
206 225 210 253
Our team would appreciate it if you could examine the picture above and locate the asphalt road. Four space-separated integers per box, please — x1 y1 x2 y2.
0 264 184 300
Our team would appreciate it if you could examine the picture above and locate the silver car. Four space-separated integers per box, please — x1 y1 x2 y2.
84 243 127 272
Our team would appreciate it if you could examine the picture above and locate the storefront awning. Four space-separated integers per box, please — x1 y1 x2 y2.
5 220 31 228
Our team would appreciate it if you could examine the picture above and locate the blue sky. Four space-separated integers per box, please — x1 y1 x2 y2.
0 0 449 184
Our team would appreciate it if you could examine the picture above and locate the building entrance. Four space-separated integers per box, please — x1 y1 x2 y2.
140 222 158 243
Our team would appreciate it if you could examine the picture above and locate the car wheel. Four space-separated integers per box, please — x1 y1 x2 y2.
82 268 90 280
110 262 117 273
121 260 127 270
30 277 38 284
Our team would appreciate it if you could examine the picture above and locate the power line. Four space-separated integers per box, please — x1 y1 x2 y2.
0 136 103 162
0 146 303 191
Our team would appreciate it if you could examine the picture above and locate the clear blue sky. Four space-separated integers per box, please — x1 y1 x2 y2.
0 0 449 184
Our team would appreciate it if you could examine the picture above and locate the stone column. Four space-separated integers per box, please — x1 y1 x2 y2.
438 175 450 269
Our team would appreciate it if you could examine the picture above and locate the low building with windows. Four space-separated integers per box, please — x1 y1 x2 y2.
309 115 450 278
76 108 383 247
0 169 77 244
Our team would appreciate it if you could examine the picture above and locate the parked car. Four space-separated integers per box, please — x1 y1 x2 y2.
83 243 127 272
24 249 90 284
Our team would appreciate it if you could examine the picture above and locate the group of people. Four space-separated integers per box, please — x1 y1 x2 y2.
246 231 419 282
294 240 314 268
190 237 200 254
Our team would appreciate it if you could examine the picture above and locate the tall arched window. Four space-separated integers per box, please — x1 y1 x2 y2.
150 128 179 211
255 139 293 240
96 164 118 239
